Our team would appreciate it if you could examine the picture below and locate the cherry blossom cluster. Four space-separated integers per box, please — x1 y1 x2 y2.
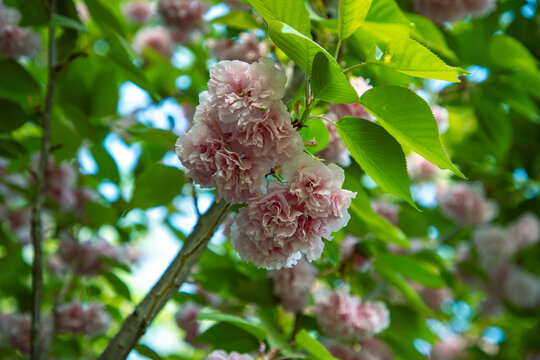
56 301 111 337
175 302 201 343
270 259 318 312
340 235 370 271
229 153 356 269
132 0 209 58
123 0 154 24
0 313 49 355
0 0 41 59
208 32 268 64
412 0 498 24
437 182 498 225
473 213 539 267
313 285 390 340
327 339 394 360
176 58 303 204
430 335 467 360
49 232 138 276
206 351 253 360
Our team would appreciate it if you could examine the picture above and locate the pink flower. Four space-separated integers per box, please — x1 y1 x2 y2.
175 302 201 343
207 58 286 126
407 152 440 181
371 201 399 227
473 225 514 267
208 32 268 64
431 335 467 360
328 339 393 360
438 183 497 225
222 0 251 11
84 304 112 336
0 1 21 28
270 259 318 312
412 0 467 24
313 286 389 340
462 0 498 17
231 102 304 167
7 207 31 245
282 153 351 221
229 182 305 269
206 350 254 360
132 26 173 59
57 233 124 276
329 77 372 121
503 266 540 309
0 313 49 355
158 0 209 31
421 287 452 312
0 25 41 59
431 105 449 133
76 1 90 22
56 302 111 337
315 119 351 167
340 235 370 271
509 212 540 250
123 1 154 24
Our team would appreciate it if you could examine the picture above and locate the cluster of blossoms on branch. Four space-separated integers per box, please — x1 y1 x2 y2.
132 0 209 59
0 0 41 59
270 259 318 312
0 313 49 355
438 182 498 225
207 31 268 64
176 58 355 269
56 301 111 337
412 0 499 24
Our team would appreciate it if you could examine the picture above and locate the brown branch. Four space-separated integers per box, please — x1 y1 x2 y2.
97 200 230 360
30 1 57 359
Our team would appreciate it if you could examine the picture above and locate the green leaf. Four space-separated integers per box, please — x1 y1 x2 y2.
0 138 26 159
338 0 372 40
101 271 132 301
336 117 416 208
0 59 40 103
197 312 267 341
311 52 359 103
359 86 464 178
299 117 329 154
407 13 457 62
374 258 434 316
0 99 26 133
489 34 538 72
198 322 260 353
365 0 409 24
247 0 311 37
50 13 87 32
366 38 466 82
212 11 262 30
135 344 163 360
130 163 185 210
378 253 446 287
295 330 337 360
83 0 126 36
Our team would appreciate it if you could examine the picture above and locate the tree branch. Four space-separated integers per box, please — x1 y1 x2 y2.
30 1 56 359
98 200 230 360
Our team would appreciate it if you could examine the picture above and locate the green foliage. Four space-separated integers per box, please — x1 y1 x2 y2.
129 163 185 210
311 52 359 103
359 86 464 177
247 0 311 37
295 330 337 360
299 117 330 154
338 0 372 40
197 312 267 341
337 117 415 207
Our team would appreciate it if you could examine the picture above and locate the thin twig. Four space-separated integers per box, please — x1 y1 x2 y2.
342 62 367 73
438 225 463 245
289 312 302 342
98 200 230 360
191 183 201 218
334 39 342 61
30 1 57 359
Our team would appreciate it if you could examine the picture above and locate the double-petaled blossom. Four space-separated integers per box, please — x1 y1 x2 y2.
270 259 318 312
208 32 268 64
503 266 540 309
313 286 390 340
473 225 514 267
206 351 254 360
176 58 303 204
158 0 209 31
431 335 467 360
175 302 201 343
0 1 41 59
371 201 399 227
0 313 50 355
340 235 370 271
123 1 154 24
509 213 540 250
412 0 498 24
132 26 173 58
438 183 497 225
56 302 111 337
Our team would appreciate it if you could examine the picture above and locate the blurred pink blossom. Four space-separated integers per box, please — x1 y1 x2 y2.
438 183 497 225
206 350 254 360
208 32 268 63
175 302 201 343
132 26 173 58
329 77 372 121
270 259 318 312
315 119 351 167
509 212 540 250
431 335 467 360
123 1 154 24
